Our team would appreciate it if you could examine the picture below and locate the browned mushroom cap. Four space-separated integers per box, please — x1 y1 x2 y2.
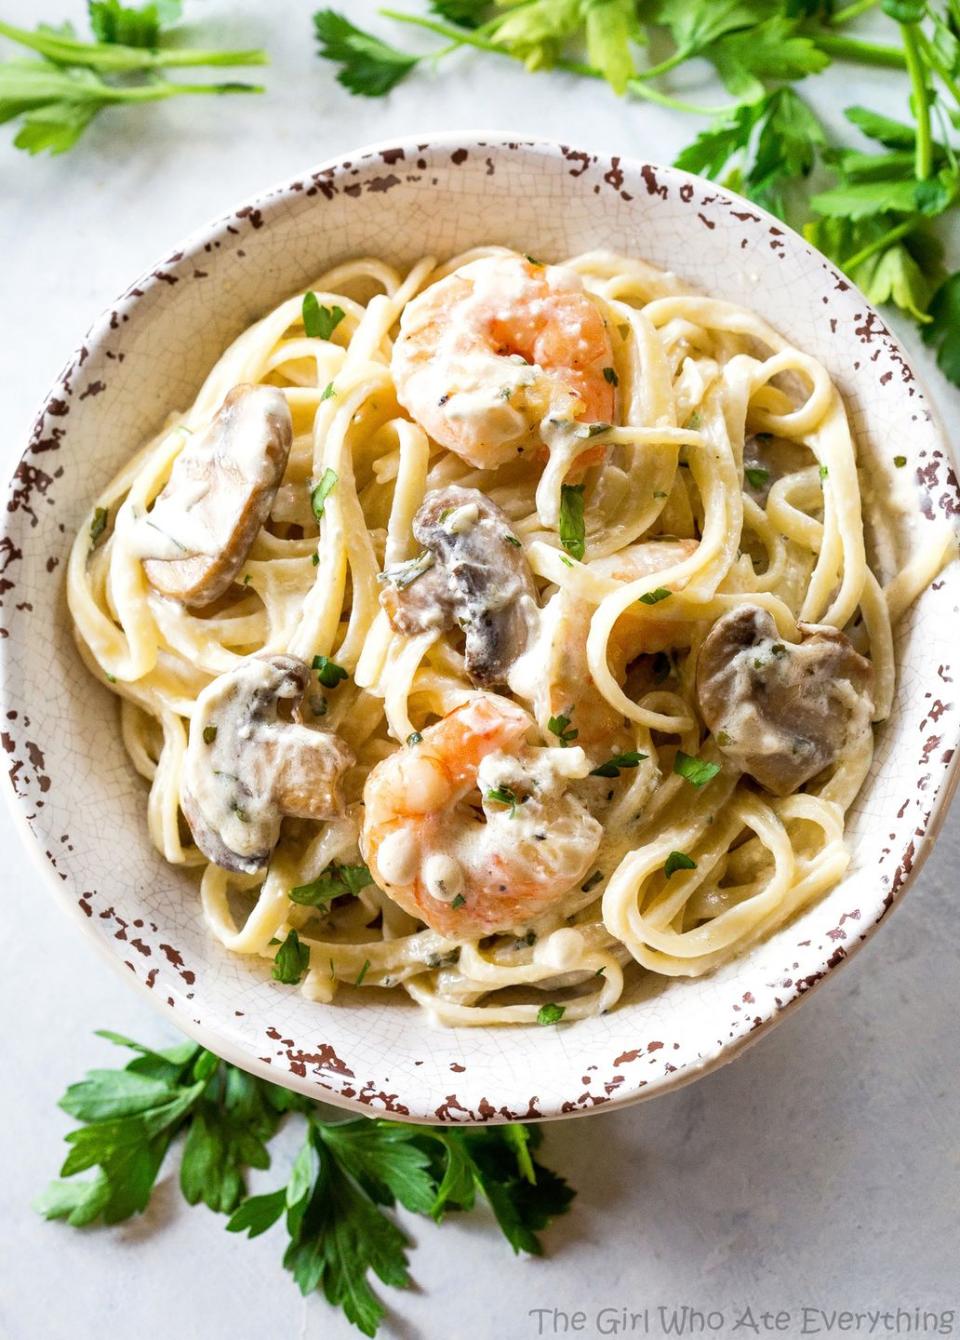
181 654 354 875
141 385 292 607
378 485 539 688
695 605 874 797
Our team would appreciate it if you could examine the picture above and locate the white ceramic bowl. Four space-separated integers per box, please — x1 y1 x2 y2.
3 134 959 1123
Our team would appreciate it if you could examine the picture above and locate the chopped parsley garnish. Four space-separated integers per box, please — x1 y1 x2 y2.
638 587 671 606
486 786 519 818
451 893 466 910
312 655 348 688
89 506 109 547
590 750 648 779
504 533 522 548
202 724 218 745
547 714 578 746
602 366 619 386
673 751 721 787
524 254 544 267
558 483 586 561
819 464 829 482
290 861 372 907
893 455 907 468
664 851 697 879
380 550 434 589
685 411 702 430
745 466 770 489
559 555 573 568
355 958 371 987
320 381 336 401
272 929 310 985
537 1003 566 1026
310 468 338 520
406 731 423 746
302 293 345 340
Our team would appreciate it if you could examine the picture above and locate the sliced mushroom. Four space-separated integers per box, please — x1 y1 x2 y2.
182 654 354 874
141 385 292 607
696 605 874 797
378 485 539 688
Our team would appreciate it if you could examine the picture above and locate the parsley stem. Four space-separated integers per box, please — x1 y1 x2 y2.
378 9 502 53
378 9 729 116
841 216 917 271
901 24 933 180
101 80 265 101
916 30 960 110
811 32 906 69
632 48 690 82
622 76 730 117
0 18 267 70
830 0 879 22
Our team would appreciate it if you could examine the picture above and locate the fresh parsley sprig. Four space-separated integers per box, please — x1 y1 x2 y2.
37 1029 575 1337
310 2 960 389
0 3 266 155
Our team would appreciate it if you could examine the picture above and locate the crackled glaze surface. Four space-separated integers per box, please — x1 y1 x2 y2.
2 136 958 1123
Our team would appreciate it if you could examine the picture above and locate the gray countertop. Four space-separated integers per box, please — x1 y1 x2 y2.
1 3 958 1337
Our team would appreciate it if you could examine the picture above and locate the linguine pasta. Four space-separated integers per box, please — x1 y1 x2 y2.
67 248 955 1027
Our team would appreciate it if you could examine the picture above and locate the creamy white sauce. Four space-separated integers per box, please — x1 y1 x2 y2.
533 927 585 971
422 853 464 902
130 387 287 562
376 828 420 886
442 502 480 534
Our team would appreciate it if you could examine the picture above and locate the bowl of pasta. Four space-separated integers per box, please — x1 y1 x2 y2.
3 134 958 1122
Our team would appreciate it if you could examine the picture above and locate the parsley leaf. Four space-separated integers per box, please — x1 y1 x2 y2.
558 483 586 561
584 0 637 96
310 468 338 520
429 1 490 27
673 751 721 786
290 861 372 907
708 16 828 101
273 930 310 985
536 1003 566 1025
922 272 960 384
745 466 769 488
88 0 182 48
312 654 348 688
486 785 519 817
313 10 419 97
664 851 697 878
638 587 671 605
590 750 648 778
653 0 771 61
547 713 578 746
302 293 345 340
89 505 109 546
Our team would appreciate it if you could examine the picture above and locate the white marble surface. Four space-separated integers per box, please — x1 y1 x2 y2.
2 3 959 1338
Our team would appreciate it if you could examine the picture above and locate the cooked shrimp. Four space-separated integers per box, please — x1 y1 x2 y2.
392 253 616 471
361 693 602 937
514 539 700 748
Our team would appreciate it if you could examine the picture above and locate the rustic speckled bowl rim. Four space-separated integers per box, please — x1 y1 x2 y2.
3 131 959 1123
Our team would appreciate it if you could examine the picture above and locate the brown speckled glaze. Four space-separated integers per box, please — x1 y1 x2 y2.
2 135 959 1124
